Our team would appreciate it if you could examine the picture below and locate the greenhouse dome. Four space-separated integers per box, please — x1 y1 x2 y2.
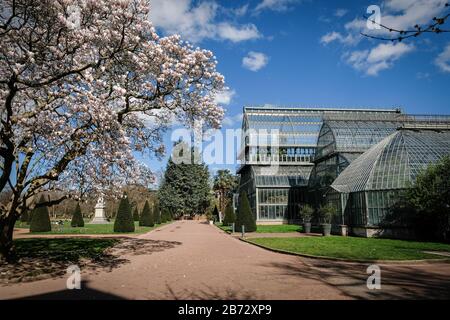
329 127 450 237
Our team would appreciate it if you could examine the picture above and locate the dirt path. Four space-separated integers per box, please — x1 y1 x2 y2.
1 220 449 300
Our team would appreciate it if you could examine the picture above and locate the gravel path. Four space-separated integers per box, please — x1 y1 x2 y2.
1 220 449 300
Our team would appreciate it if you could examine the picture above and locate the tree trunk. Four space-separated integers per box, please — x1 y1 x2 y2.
0 217 16 261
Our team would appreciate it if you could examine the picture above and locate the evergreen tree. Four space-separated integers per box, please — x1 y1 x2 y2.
235 191 256 232
30 195 52 232
133 207 140 221
404 155 450 240
153 201 161 224
139 200 154 227
160 208 169 223
20 210 30 223
114 194 135 232
222 203 236 226
158 142 210 217
71 203 85 227
213 205 220 222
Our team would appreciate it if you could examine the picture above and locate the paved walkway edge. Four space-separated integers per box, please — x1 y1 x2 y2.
241 238 450 265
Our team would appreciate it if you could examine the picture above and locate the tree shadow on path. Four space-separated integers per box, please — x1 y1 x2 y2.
1 238 182 286
263 258 450 300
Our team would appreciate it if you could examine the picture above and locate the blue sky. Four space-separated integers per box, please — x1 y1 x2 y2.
146 0 450 179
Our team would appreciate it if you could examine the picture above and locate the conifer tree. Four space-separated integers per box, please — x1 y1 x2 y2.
139 200 154 227
235 191 256 232
114 194 135 232
30 195 52 232
71 203 85 227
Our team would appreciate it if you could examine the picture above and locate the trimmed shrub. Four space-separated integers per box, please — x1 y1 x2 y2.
222 203 236 225
133 207 140 221
212 205 220 222
30 195 52 232
235 191 256 232
20 210 30 223
114 195 135 232
139 200 154 227
153 202 161 224
160 208 169 223
71 203 85 227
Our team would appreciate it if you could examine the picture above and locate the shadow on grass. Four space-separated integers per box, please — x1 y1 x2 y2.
0 238 182 285
263 258 450 300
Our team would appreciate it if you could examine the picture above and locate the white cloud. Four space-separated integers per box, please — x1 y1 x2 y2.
435 44 450 73
217 23 261 42
345 0 448 38
322 0 446 75
345 42 414 76
242 51 269 71
233 4 249 16
214 88 236 105
320 31 359 45
334 8 348 18
149 0 261 43
255 0 300 12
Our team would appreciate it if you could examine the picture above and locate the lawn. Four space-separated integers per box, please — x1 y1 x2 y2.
15 220 170 235
0 238 120 284
217 223 302 233
13 238 119 261
247 236 450 261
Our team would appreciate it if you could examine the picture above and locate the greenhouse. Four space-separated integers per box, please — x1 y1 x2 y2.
237 106 407 223
309 116 406 206
330 127 450 238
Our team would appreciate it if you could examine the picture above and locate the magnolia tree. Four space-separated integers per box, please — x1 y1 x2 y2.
0 0 224 259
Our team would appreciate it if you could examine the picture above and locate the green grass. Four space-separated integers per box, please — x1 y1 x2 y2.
255 224 302 233
13 238 119 261
216 223 302 233
247 236 450 261
15 220 171 235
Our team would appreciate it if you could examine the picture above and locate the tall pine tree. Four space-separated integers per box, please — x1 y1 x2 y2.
158 142 210 217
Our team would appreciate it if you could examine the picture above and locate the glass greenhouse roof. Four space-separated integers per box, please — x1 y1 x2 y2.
253 165 312 187
242 106 403 148
331 129 450 193
315 120 403 159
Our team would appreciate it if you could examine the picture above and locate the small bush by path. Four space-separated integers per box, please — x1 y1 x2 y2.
247 236 450 261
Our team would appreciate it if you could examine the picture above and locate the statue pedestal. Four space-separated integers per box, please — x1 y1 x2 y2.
91 204 108 224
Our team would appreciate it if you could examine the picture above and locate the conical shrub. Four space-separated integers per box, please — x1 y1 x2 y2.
153 202 161 224
114 195 135 232
30 195 52 232
133 207 140 221
222 203 236 225
20 210 30 223
235 191 256 232
139 200 154 227
213 205 219 222
160 208 169 223
71 203 84 227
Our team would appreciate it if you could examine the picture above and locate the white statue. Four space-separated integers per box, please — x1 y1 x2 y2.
91 193 108 224
96 194 105 207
